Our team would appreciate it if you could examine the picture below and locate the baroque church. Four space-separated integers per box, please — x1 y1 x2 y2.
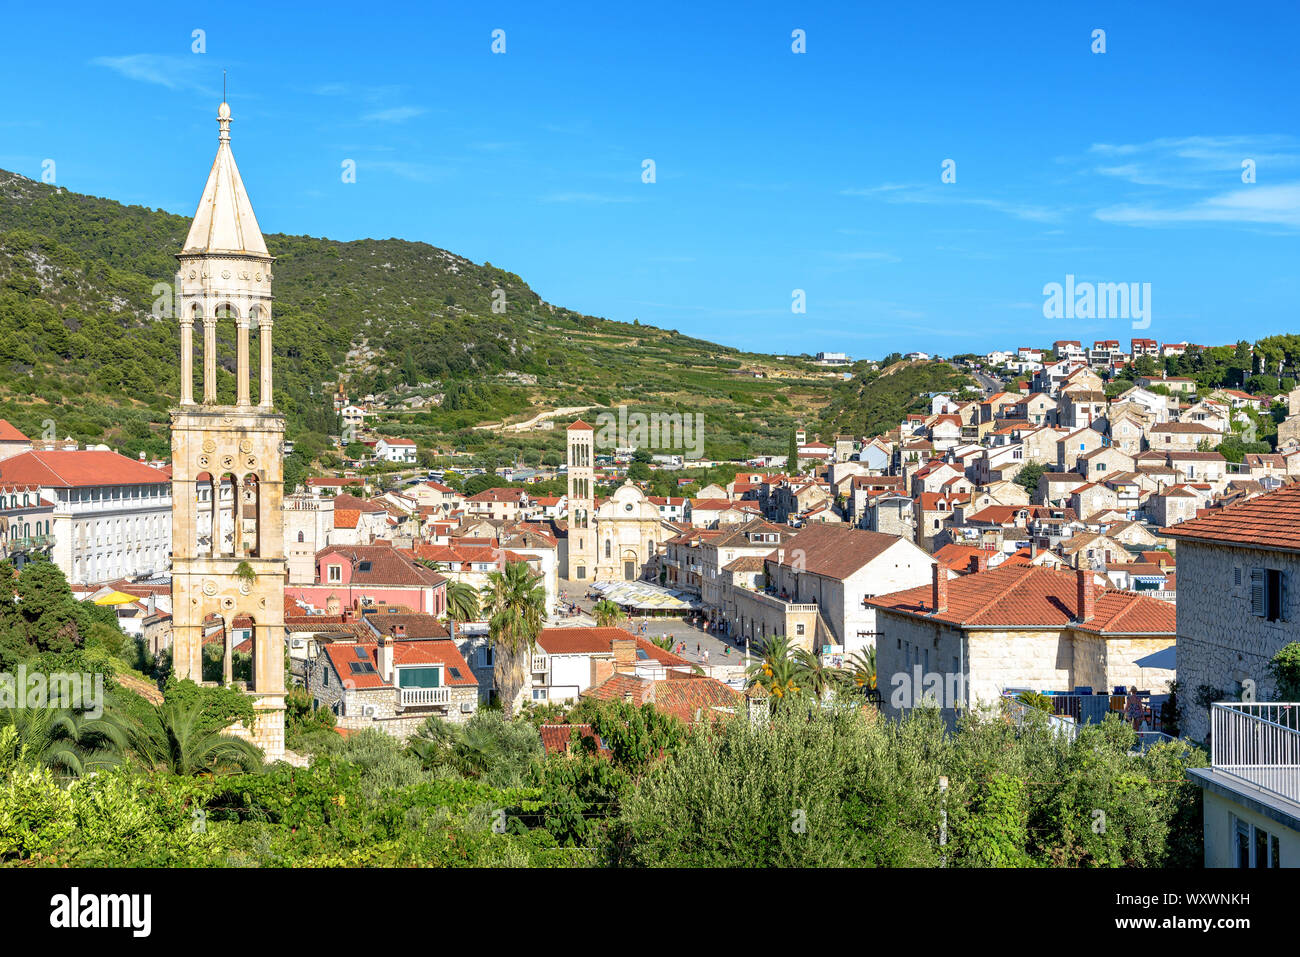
169 101 287 760
563 421 663 582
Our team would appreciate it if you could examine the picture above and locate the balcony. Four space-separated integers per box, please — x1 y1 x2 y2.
1210 702 1300 805
531 655 549 674
400 687 451 707
5 534 54 553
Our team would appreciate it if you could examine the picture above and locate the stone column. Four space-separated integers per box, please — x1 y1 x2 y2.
258 317 273 408
236 316 250 406
203 317 218 404
179 318 195 405
223 624 233 687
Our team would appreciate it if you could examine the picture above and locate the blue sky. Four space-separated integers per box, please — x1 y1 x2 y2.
1 1 1297 356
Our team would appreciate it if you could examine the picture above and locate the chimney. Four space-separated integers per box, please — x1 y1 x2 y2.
326 594 341 616
591 657 615 687
931 564 948 614
967 552 989 574
391 623 406 639
611 638 637 673
138 451 146 462
1030 540 1038 559
376 633 394 683
1076 569 1095 623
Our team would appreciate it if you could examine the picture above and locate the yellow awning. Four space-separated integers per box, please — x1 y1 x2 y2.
93 590 139 606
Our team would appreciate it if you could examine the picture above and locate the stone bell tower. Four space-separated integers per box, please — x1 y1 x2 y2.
564 420 596 581
170 100 286 760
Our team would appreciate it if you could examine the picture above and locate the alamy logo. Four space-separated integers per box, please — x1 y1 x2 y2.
889 666 965 710
593 405 704 460
0 666 104 718
50 887 151 937
1042 274 1152 329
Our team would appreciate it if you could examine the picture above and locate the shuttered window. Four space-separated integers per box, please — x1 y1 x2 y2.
1250 567 1286 622
1250 568 1266 616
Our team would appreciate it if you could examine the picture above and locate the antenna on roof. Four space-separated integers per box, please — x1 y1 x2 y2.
223 69 227 103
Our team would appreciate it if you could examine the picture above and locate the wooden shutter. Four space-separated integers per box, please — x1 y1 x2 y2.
1250 567 1266 617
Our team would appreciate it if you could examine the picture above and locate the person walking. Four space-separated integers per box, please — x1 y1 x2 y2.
1126 686 1145 730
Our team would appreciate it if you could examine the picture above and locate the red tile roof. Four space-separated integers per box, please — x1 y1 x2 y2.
1162 482 1300 551
868 564 1175 635
0 449 169 487
323 638 476 690
0 420 29 443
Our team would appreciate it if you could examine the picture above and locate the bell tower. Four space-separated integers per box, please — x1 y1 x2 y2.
565 420 596 581
170 100 286 760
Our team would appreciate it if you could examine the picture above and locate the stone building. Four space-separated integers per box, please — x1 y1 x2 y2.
723 523 934 657
869 564 1176 725
307 621 478 738
168 100 287 759
1164 486 1300 742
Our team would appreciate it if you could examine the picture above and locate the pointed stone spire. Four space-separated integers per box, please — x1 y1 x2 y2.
182 101 269 256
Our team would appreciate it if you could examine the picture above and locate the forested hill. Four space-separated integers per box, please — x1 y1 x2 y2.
0 168 842 467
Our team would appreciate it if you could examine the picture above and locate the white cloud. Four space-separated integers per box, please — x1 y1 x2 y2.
1096 182 1300 229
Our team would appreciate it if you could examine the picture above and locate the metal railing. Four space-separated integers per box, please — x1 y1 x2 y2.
1210 702 1300 804
400 687 451 707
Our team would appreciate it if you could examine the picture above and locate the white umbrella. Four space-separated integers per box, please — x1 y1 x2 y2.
1134 645 1176 670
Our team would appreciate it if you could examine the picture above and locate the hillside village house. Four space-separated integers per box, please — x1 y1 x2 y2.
0 449 172 584
465 486 531 522
722 524 934 658
869 565 1175 726
373 437 417 463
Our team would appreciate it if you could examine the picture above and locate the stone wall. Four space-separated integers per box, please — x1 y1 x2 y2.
1176 541 1300 742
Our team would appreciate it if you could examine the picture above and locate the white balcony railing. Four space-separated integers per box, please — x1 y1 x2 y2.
531 655 549 673
1211 702 1300 804
400 687 451 707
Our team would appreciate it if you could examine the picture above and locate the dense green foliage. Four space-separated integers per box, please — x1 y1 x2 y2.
0 169 839 465
820 361 977 438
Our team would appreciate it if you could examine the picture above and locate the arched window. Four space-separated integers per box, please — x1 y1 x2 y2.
297 530 305 542
605 539 612 558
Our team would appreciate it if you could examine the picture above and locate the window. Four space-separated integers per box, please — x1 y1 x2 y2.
796 623 805 636
1234 816 1281 867
398 667 441 688
327 564 342 583
1249 567 1286 622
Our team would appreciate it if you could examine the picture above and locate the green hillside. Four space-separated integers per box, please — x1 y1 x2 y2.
0 169 844 479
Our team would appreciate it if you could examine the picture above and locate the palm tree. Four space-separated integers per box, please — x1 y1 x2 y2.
846 647 877 695
129 698 263 775
444 580 481 625
593 598 624 628
794 647 847 701
745 635 803 702
649 634 675 651
479 560 547 718
0 705 127 778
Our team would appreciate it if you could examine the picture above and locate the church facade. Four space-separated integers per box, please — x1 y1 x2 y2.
169 101 287 760
562 421 663 582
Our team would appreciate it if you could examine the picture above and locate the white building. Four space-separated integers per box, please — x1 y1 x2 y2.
374 437 417 463
0 449 172 584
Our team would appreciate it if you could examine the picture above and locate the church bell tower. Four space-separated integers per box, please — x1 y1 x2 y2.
170 100 286 760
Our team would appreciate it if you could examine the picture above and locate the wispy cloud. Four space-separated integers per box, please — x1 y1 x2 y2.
841 183 1062 222
361 106 426 124
90 54 209 93
1096 182 1300 229
1085 135 1300 189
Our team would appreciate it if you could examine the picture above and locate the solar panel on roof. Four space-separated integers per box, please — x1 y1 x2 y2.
349 661 376 675
636 649 648 659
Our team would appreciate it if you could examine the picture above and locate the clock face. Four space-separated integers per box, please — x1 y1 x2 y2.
624 503 634 512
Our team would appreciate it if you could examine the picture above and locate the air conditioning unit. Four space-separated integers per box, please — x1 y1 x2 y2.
362 705 377 717
459 701 473 713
